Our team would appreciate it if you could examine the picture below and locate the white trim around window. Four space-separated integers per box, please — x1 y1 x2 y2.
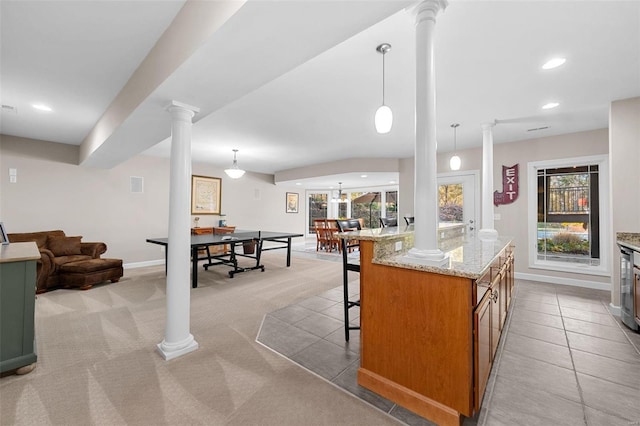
527 154 610 277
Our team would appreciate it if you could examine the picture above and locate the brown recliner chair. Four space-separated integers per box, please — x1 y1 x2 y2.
7 230 123 293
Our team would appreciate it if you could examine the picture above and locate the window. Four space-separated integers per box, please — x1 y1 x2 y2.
308 193 328 234
385 190 398 220
439 183 463 223
528 155 610 275
308 186 398 231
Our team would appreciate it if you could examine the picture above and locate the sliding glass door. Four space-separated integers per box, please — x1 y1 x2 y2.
307 192 329 234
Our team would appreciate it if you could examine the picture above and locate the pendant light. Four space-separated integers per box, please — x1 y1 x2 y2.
449 123 461 171
331 182 347 203
374 43 393 134
224 149 245 179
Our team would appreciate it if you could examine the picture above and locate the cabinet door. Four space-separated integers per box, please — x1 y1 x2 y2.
474 291 492 412
490 274 501 357
499 267 508 330
634 269 640 326
505 252 513 310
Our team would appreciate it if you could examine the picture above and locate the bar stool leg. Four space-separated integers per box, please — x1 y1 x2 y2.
343 269 351 341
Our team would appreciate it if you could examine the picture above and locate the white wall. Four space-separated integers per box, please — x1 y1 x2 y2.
0 135 305 266
399 128 610 287
609 96 640 306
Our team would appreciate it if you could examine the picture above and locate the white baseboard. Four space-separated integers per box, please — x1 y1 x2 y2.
515 272 611 291
123 259 165 270
608 303 621 317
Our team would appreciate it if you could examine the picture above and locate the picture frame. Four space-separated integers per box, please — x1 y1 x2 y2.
191 175 222 215
0 222 9 245
286 192 299 213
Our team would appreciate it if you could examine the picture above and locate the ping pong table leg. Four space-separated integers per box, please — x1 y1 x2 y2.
286 237 292 267
191 246 198 288
228 243 239 277
165 245 168 275
255 238 264 268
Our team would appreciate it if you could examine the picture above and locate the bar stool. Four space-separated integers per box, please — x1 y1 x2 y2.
404 216 414 225
336 219 362 341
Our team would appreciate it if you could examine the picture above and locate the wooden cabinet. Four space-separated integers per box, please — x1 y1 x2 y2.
191 227 214 235
476 248 513 414
191 226 236 256
357 241 514 425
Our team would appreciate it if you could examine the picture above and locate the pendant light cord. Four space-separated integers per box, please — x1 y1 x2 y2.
382 52 386 105
451 123 460 153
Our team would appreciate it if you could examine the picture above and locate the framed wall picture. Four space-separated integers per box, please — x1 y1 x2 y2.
0 222 9 245
191 175 222 215
286 192 299 213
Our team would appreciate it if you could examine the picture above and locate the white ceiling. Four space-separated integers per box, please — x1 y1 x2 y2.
2 1 639 189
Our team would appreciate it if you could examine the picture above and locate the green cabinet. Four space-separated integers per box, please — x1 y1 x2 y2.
1 242 39 374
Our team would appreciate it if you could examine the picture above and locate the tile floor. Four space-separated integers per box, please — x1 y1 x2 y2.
257 263 640 426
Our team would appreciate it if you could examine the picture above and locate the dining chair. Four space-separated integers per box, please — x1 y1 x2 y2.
336 219 362 341
404 216 415 225
380 217 398 227
314 222 328 251
322 225 340 252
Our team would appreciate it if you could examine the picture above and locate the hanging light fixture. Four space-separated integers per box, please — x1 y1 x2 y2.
374 43 393 134
331 182 348 203
449 123 461 171
224 149 245 179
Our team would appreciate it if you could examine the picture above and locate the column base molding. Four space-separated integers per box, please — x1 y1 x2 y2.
403 248 450 267
157 334 198 360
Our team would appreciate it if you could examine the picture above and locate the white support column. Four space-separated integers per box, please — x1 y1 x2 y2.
405 0 449 267
157 100 200 361
478 122 499 240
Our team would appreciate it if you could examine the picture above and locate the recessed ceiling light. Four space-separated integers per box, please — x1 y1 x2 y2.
32 103 52 112
389 180 396 184
295 182 301 186
542 102 559 110
542 58 566 70
360 175 368 178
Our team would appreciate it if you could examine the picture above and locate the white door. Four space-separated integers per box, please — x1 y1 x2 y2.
437 172 479 234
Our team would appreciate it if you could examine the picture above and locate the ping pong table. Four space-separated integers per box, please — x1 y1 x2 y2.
146 230 303 288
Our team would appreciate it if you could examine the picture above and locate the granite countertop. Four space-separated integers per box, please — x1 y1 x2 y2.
342 226 513 279
377 235 514 279
0 241 41 263
617 232 640 252
337 225 414 241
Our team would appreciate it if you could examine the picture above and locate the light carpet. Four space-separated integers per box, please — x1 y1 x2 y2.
0 252 400 426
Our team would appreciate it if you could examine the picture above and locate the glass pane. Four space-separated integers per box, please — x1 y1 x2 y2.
351 192 380 228
537 221 593 264
438 183 463 223
537 169 598 265
547 174 590 214
308 193 328 234
385 191 397 220
337 201 348 219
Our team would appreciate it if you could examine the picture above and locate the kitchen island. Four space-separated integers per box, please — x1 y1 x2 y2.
340 226 514 425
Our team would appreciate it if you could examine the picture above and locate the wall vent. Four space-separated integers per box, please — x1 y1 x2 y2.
527 126 549 132
2 105 17 114
130 176 144 193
